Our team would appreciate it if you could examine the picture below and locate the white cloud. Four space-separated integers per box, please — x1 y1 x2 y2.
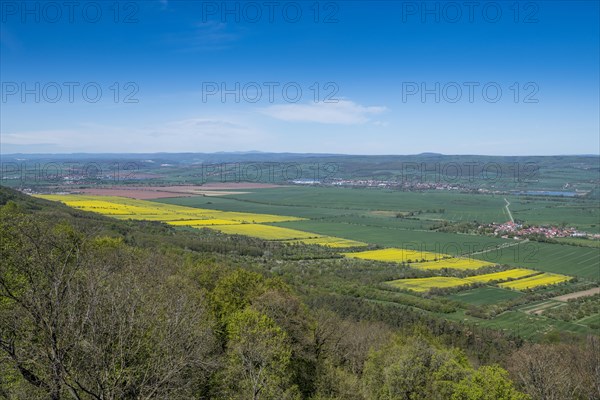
260 100 387 125
164 21 241 52
1 118 266 153
372 120 390 127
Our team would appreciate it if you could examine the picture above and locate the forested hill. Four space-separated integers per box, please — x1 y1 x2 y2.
0 186 597 400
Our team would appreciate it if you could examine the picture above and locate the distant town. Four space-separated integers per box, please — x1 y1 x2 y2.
478 221 600 240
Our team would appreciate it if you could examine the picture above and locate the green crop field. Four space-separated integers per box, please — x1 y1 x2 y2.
160 187 599 231
447 287 524 306
443 309 595 340
155 195 354 219
506 196 600 233
578 313 600 328
316 214 439 231
477 310 594 338
270 219 509 256
202 187 510 223
472 241 600 280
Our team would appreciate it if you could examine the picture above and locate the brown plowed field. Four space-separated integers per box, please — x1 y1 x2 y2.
72 183 283 199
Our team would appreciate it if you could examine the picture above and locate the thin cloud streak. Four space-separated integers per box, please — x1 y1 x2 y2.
260 100 387 125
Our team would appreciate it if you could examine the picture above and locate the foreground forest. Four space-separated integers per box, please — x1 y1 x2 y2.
0 186 598 400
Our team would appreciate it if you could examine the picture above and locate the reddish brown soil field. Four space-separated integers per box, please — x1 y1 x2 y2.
183 183 283 189
76 183 283 199
78 188 192 199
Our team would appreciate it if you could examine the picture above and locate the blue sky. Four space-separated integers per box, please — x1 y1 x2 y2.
1 0 598 155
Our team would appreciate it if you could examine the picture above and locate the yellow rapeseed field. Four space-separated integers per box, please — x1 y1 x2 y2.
35 195 372 247
205 224 321 240
466 268 538 283
208 211 305 224
343 248 445 263
498 272 572 290
167 219 241 226
386 277 472 292
411 258 496 271
284 236 368 248
36 195 304 223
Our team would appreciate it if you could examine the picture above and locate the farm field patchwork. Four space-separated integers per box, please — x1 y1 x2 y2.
343 248 446 263
35 189 598 340
499 272 572 291
465 268 539 283
411 258 496 271
386 277 472 293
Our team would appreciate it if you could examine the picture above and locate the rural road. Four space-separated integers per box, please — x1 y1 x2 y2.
504 198 515 223
466 239 527 257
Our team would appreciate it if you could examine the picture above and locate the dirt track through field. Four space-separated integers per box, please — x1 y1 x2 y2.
552 287 600 301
